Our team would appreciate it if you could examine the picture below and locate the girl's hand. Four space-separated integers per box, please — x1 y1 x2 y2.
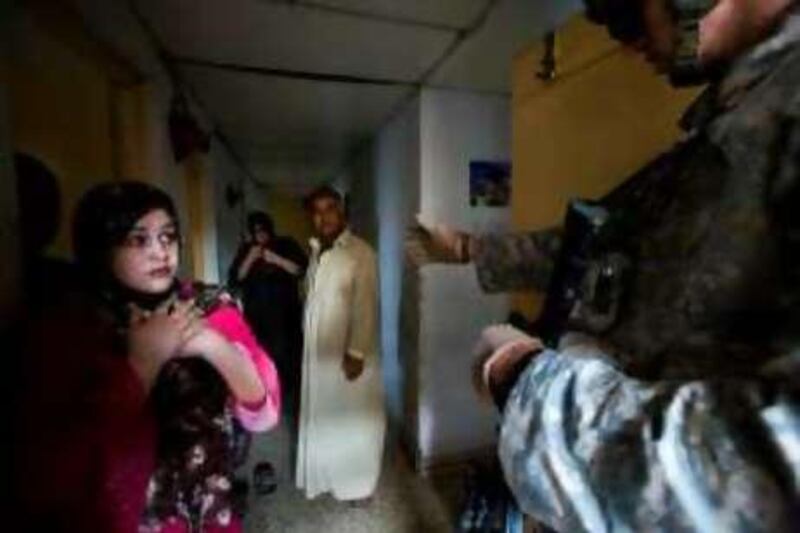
127 300 201 389
177 325 227 360
179 324 267 404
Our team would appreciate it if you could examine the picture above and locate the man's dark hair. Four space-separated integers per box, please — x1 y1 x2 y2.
303 184 344 212
247 211 275 238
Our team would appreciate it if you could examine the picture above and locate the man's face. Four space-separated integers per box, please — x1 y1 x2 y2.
310 196 346 242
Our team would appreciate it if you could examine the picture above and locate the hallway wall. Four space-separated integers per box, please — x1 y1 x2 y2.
7 1 257 286
417 89 510 465
345 97 421 443
211 143 248 284
375 97 421 442
8 7 115 260
347 88 512 469
267 189 313 251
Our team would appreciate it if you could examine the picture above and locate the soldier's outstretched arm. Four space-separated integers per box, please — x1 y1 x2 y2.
471 229 562 293
406 216 562 293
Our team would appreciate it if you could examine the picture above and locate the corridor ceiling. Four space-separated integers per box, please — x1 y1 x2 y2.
133 0 580 192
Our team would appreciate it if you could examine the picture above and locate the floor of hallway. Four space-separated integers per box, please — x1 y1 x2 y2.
240 413 465 532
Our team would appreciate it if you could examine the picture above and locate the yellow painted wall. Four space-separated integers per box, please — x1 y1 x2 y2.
266 190 312 251
7 8 204 279
9 13 115 259
511 16 700 316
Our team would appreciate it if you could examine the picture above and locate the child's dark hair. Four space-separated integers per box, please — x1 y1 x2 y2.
72 181 180 276
146 357 234 529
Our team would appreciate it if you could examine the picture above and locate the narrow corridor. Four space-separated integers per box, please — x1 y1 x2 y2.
241 419 463 532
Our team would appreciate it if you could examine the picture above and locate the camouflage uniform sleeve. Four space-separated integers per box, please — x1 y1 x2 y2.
769 103 800 268
472 228 562 293
499 336 799 532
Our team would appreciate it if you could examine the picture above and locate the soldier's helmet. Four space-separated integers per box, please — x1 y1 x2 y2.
583 0 716 86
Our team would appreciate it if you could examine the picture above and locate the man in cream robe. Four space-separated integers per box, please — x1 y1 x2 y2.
296 185 386 501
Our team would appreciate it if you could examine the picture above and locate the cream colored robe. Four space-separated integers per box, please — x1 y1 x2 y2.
296 230 386 500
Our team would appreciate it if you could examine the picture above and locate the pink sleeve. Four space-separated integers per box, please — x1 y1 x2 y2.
206 305 281 432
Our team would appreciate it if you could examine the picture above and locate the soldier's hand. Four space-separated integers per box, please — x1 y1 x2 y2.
405 216 471 265
472 324 543 401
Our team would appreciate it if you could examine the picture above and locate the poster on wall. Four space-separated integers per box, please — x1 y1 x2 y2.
469 161 511 207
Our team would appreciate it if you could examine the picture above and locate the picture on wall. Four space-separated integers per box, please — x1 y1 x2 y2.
469 161 511 207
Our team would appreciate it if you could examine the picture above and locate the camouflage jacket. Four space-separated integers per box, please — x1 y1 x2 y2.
490 9 800 532
476 9 800 380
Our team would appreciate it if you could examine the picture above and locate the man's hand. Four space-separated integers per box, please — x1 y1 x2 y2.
405 216 471 266
342 353 365 381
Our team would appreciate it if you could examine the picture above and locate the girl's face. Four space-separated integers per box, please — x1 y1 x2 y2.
111 209 179 294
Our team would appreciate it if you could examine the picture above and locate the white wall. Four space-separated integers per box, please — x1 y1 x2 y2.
210 144 246 283
347 88 512 468
374 98 421 431
417 88 511 464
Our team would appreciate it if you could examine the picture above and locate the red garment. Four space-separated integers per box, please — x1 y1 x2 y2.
14 296 155 532
13 293 279 532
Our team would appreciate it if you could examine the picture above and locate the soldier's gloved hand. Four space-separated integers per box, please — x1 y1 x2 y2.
405 215 472 265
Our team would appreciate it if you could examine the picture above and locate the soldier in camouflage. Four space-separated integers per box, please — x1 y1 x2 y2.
409 0 800 531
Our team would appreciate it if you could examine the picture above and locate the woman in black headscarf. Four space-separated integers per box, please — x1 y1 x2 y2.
229 211 307 416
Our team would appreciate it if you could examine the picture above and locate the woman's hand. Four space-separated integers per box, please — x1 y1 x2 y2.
263 248 301 275
126 300 202 390
246 244 263 262
237 244 263 281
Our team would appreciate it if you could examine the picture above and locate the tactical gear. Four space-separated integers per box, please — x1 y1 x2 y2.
536 201 633 347
584 0 716 86
669 0 716 85
490 8 800 532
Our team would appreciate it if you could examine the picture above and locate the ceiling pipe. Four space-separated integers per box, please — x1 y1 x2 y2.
174 56 418 87
336 0 502 178
258 0 467 33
